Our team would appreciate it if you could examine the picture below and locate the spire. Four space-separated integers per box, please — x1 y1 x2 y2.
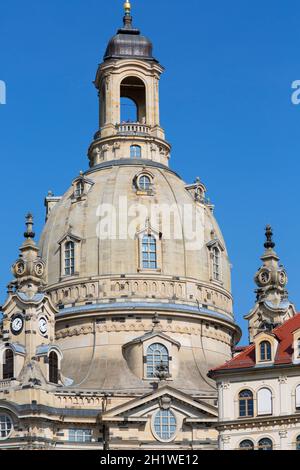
123 1 133 29
255 225 286 297
24 213 35 240
11 213 46 297
264 225 275 250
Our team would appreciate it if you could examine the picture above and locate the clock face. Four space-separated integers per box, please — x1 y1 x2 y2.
259 270 270 285
11 316 24 335
39 317 48 336
279 271 287 286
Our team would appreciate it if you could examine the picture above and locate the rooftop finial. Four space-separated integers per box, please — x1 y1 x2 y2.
123 0 131 15
264 225 275 250
123 0 133 28
24 213 35 239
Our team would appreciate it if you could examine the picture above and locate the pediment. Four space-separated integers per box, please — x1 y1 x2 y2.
206 238 225 252
57 231 82 246
101 385 218 423
123 331 180 349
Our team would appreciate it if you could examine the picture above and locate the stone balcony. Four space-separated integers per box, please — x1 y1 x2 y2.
116 122 151 136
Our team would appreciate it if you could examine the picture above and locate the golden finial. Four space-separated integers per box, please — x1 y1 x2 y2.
124 1 131 15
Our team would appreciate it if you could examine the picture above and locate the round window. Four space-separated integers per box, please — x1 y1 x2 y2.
0 415 13 440
152 409 177 442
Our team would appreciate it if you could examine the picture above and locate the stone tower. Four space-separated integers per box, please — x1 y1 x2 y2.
245 226 296 342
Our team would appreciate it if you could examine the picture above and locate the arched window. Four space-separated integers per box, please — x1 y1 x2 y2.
153 409 177 441
65 241 75 276
74 180 84 198
239 390 254 418
296 435 300 450
257 388 272 416
142 235 157 269
260 341 272 361
138 175 151 191
258 438 273 450
130 145 142 159
120 77 146 123
3 349 14 380
49 351 59 384
147 343 169 378
212 247 221 281
239 440 254 450
0 415 13 440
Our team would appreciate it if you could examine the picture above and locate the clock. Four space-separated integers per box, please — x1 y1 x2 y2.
259 270 270 285
11 315 24 335
38 317 48 336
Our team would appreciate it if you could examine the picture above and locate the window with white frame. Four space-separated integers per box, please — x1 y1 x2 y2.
74 180 84 198
153 409 177 441
65 241 75 276
239 390 254 418
0 415 12 440
68 429 92 443
147 343 169 378
297 338 300 357
138 175 151 191
212 247 221 281
257 388 272 416
260 341 272 361
142 235 157 269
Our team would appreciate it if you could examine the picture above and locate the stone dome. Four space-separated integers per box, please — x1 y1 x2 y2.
39 159 238 393
40 160 232 318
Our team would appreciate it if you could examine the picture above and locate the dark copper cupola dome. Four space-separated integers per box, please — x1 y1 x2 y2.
104 7 154 61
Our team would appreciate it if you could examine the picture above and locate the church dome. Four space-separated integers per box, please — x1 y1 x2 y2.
37 3 240 395
40 160 233 320
103 9 154 61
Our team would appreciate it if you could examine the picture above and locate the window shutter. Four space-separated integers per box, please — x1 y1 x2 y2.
257 388 272 415
296 385 300 409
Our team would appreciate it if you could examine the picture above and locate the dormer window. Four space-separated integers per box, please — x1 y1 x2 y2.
130 145 142 159
207 239 224 283
65 241 75 276
59 233 81 279
147 343 169 378
212 247 221 281
260 341 272 362
139 175 151 191
142 235 157 269
74 180 84 198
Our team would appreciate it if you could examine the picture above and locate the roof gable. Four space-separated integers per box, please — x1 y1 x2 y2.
210 313 300 374
101 385 218 422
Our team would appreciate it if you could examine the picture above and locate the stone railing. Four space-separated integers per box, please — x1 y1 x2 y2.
116 122 151 135
0 379 17 389
48 276 233 316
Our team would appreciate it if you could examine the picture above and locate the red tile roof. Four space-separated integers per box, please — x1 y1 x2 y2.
210 314 300 373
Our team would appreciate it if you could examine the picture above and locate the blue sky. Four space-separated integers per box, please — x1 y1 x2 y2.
1 0 300 342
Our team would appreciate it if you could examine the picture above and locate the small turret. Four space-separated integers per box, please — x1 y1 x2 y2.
245 226 296 342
